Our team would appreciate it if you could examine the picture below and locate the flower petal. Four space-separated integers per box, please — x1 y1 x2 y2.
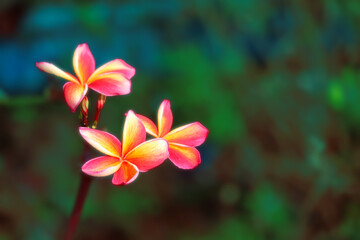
122 110 146 156
158 100 173 137
112 161 139 185
88 73 131 96
134 114 158 137
63 82 87 112
164 122 208 147
168 143 201 169
88 59 135 83
82 156 121 177
125 139 168 172
73 43 95 84
79 127 122 157
36 62 79 84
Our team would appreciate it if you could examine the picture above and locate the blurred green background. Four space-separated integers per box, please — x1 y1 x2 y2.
1 0 360 239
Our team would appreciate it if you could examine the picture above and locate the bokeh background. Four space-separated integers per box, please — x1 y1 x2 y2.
1 0 360 239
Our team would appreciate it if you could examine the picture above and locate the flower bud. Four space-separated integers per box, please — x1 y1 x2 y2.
93 95 107 128
80 96 89 126
97 95 106 111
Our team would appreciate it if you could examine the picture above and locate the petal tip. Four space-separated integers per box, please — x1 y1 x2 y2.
162 99 170 105
127 110 135 116
114 59 136 79
199 123 209 142
81 165 89 173
196 121 209 135
81 162 93 176
35 62 47 71
77 43 89 49
79 127 88 134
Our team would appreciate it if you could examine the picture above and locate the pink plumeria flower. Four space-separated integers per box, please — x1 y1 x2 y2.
36 43 135 112
79 110 168 186
135 100 208 169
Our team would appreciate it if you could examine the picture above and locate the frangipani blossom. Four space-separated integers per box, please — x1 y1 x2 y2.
79 110 168 185
36 43 135 112
135 100 208 169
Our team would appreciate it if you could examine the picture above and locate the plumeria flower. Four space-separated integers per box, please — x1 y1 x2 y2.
36 43 135 112
79 110 168 185
135 100 208 169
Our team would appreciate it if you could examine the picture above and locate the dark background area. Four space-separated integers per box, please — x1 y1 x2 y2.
1 0 360 239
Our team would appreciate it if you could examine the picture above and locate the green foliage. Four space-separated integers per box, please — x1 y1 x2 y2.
180 218 263 240
36 119 82 215
77 3 110 33
164 45 245 143
327 68 360 129
0 235 10 240
246 183 294 238
1 94 47 107
336 204 360 239
106 189 156 217
327 81 345 111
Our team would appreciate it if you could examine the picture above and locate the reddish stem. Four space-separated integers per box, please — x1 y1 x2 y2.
65 101 93 240
64 174 92 240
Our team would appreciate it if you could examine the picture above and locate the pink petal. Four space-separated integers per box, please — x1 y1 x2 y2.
157 100 173 137
88 73 131 96
168 143 201 169
88 59 135 82
73 43 95 84
82 156 121 177
36 62 79 84
63 82 87 112
112 161 139 185
79 127 122 158
122 110 146 156
135 114 158 137
125 139 168 172
164 122 208 147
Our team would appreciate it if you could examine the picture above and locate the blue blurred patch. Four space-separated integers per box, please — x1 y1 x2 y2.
21 4 77 32
0 41 46 95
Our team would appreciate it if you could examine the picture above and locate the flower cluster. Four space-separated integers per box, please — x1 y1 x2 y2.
37 44 208 186
80 100 208 185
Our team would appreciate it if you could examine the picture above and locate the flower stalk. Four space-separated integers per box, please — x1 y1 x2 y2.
65 97 93 240
64 172 92 240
